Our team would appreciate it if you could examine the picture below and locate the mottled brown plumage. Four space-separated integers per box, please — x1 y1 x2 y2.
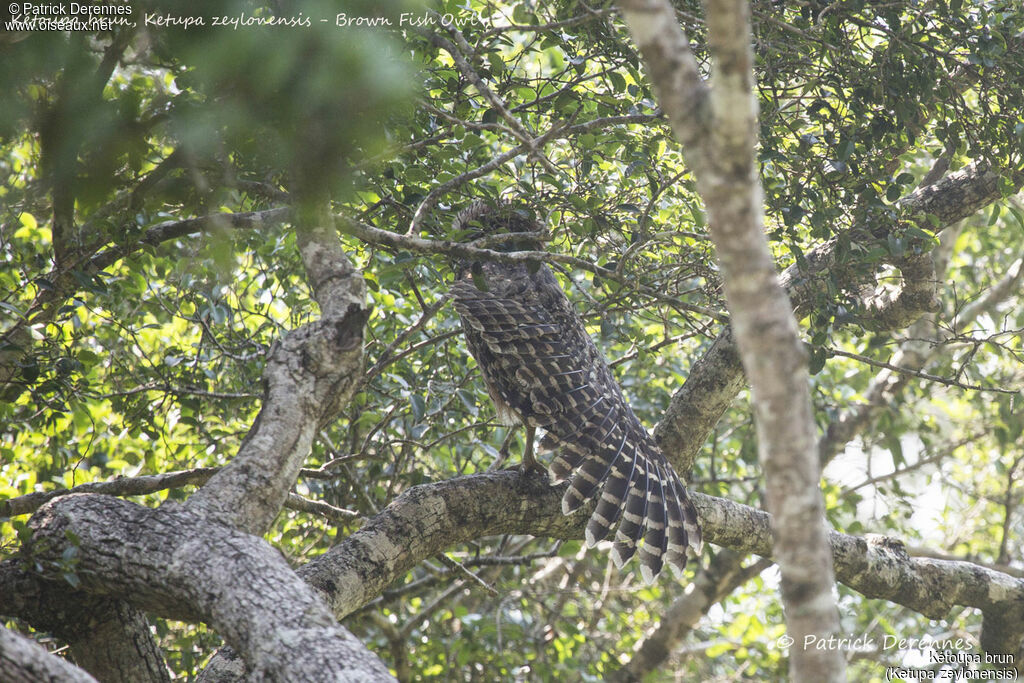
449 202 701 581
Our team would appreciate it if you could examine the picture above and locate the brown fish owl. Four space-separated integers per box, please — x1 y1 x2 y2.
448 201 701 582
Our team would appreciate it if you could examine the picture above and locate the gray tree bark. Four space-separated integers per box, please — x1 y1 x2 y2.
0 625 99 683
617 0 844 679
9 212 390 682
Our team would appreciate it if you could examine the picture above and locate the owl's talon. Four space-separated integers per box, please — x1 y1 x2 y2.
518 453 548 478
514 460 548 494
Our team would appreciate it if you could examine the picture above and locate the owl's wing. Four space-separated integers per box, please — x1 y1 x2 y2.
450 280 586 423
450 279 700 581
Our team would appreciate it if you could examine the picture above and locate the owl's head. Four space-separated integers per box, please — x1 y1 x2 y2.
451 201 544 252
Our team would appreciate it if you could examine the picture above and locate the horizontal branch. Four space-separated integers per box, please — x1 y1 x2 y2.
0 468 217 518
907 545 1024 581
826 347 1020 394
297 471 1024 657
0 467 359 522
89 208 291 273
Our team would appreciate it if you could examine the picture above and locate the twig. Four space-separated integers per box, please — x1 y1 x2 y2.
0 467 219 517
437 553 499 596
284 493 359 523
340 216 727 321
826 347 1020 394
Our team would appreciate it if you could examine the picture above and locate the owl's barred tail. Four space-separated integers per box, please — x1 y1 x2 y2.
553 432 701 583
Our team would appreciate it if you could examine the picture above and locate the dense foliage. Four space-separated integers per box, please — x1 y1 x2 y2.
1 0 1022 679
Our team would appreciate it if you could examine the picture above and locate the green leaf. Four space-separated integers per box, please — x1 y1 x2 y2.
689 204 706 229
999 176 1016 198
808 348 827 374
410 394 425 423
988 204 1001 226
457 389 478 415
77 349 100 367
471 262 489 291
0 301 27 320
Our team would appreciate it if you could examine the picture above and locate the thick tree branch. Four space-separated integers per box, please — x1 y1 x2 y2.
34 470 1012 658
9 211 387 680
186 210 368 535
860 252 940 331
294 471 1024 658
653 326 745 477
703 0 842 675
899 160 1006 227
0 625 97 683
63 601 171 683
23 494 393 681
0 561 170 682
301 471 571 620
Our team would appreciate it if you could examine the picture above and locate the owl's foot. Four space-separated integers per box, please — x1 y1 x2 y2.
518 454 549 479
513 458 548 496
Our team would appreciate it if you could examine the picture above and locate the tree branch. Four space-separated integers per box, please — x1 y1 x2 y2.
0 467 218 518
292 471 1024 659
620 0 843 678
338 215 725 321
0 208 291 393
820 231 1024 462
0 625 98 683
860 252 941 331
23 494 393 681
609 550 773 681
0 562 170 682
656 157 1021 479
615 0 710 162
186 208 368 535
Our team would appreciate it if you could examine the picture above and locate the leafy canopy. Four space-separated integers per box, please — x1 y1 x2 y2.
1 0 1022 679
